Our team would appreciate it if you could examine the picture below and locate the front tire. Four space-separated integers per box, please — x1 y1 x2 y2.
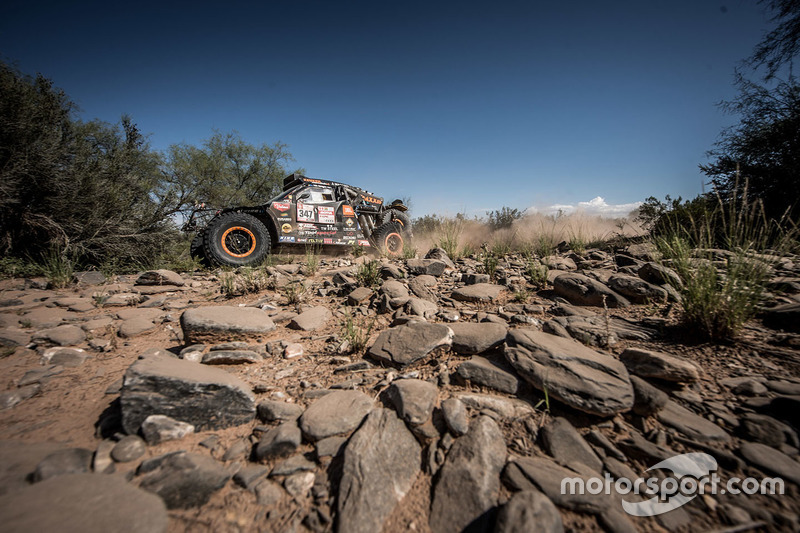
370 221 405 257
203 212 271 267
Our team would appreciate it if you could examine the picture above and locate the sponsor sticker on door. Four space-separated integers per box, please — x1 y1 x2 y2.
317 206 335 224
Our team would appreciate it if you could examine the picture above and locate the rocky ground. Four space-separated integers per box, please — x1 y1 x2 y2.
1 244 800 533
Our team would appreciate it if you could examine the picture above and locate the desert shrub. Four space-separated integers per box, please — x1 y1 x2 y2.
486 206 523 230
356 260 381 288
339 309 375 353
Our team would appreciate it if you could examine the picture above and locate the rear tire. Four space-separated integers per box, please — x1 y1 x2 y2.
203 212 271 267
370 221 405 257
379 209 412 236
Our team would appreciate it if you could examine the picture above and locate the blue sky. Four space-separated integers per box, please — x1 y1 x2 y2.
0 0 774 217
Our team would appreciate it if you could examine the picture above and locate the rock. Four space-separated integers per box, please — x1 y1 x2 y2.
429 416 507 533
299 390 375 441
544 315 656 348
732 379 768 395
380 280 409 299
425 248 456 268
233 465 270 491
53 297 95 312
288 306 332 331
552 272 630 307
620 348 700 383
0 384 40 410
255 422 302 461
135 269 184 286
448 322 507 354
201 349 262 365
257 400 304 423
408 276 438 302
120 352 255 434
111 435 146 462
762 303 800 333
505 329 634 416
41 347 88 367
141 415 195 445
387 378 438 426
367 322 453 366
0 327 31 347
441 397 469 436
638 262 682 288
739 413 799 448
284 471 315 499
462 273 491 284
255 479 284 505
504 456 612 513
0 473 167 532
180 306 276 343
20 307 74 329
270 455 316 477
316 436 348 459
137 451 231 509
451 283 505 302
540 417 604 473
656 400 730 442
103 293 143 306
118 317 157 338
406 258 448 277
607 273 669 304
629 375 668 416
455 392 535 419
739 442 800 485
456 356 519 394
32 325 86 346
543 256 577 270
73 271 108 285
33 448 93 482
495 490 564 533
405 297 439 318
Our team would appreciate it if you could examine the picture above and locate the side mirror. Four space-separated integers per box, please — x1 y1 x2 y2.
298 192 310 201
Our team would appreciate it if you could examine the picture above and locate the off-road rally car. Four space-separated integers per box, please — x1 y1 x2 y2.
184 174 412 267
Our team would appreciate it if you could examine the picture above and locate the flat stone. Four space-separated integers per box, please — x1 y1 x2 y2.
739 442 800 485
118 317 157 338
233 465 270 491
380 280 409 299
404 297 438 318
495 490 564 533
448 322 507 354
0 328 31 347
0 384 40 410
347 287 374 305
739 413 799 448
656 400 730 442
451 283 505 302
608 273 669 303
201 349 262 365
552 272 630 307
141 415 195 445
257 400 304 423
116 308 164 321
255 480 284 506
120 352 255 434
425 248 456 268
299 390 375 441
457 356 519 394
255 422 302 461
103 293 143 306
387 378 438 426
337 408 421 533
283 471 315 499
630 375 668 416
288 306 332 331
180 306 276 343
315 436 348 459
270 455 316 477
505 329 634 416
53 297 95 312
441 398 469 436
41 347 88 367
19 307 74 329
430 416 507 533
33 448 93 482
620 348 700 383
32 325 85 346
455 392 535 420
137 451 231 509
0 473 167 532
367 322 453 366
111 435 146 462
638 262 682 288
406 259 448 276
136 269 184 286
541 417 604 473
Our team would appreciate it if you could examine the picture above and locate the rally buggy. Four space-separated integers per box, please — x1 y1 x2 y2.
183 174 412 267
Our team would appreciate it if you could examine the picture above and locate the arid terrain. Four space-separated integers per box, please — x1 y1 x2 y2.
1 242 799 533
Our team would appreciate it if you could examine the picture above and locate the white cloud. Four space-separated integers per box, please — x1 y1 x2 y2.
528 196 641 218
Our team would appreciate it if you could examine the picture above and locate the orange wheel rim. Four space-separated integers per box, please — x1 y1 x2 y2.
221 226 256 257
384 233 403 255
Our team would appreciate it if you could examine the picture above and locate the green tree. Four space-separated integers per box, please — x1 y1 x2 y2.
486 206 523 230
158 131 300 221
700 74 800 222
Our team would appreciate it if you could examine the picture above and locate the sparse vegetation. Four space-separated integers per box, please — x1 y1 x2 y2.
41 247 74 289
356 260 382 288
304 244 321 275
283 280 306 305
481 253 499 281
437 217 464 260
402 242 417 260
526 260 549 289
219 266 270 298
339 309 375 353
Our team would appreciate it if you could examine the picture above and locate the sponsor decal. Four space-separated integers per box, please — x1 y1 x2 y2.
361 194 382 205
275 215 291 223
357 240 371 247
281 223 292 234
317 205 335 224
342 205 355 217
272 202 290 212
345 218 354 227
297 203 315 222
323 238 333 244
305 238 323 244
279 236 296 243
297 223 316 230
316 230 337 236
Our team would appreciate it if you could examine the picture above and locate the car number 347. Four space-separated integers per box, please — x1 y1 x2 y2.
297 205 315 222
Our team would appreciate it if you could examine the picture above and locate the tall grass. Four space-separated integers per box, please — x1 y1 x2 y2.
437 217 464 260
655 185 798 340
